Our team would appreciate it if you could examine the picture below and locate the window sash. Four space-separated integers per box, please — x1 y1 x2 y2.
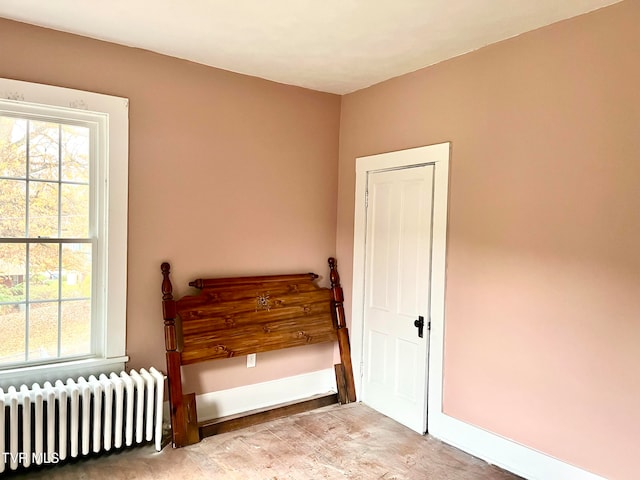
1 113 98 368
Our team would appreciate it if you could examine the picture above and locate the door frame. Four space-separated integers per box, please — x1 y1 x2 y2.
351 142 450 431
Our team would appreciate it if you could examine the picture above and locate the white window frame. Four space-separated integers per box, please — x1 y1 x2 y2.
0 78 129 388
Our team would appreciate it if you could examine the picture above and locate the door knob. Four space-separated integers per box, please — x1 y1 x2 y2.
414 316 424 338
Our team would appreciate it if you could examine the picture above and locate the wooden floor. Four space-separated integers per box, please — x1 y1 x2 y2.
8 403 522 479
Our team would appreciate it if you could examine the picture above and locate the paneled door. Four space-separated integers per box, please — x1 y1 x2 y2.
361 164 434 434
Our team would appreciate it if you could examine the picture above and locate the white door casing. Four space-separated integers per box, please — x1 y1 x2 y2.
351 142 450 434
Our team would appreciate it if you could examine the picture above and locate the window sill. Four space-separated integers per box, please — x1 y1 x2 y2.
0 356 130 390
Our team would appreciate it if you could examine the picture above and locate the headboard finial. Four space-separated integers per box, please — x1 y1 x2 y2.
161 262 173 301
328 257 340 288
328 257 346 329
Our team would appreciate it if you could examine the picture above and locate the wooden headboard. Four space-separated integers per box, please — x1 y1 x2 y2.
161 257 356 448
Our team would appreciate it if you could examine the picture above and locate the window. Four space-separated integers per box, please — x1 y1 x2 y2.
0 79 128 386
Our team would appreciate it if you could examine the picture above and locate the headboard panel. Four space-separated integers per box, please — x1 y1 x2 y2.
161 258 356 448
176 273 337 364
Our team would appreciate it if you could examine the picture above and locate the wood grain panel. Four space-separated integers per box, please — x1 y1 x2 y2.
178 280 322 306
189 273 318 290
181 315 337 364
177 290 332 321
176 275 336 364
180 300 332 335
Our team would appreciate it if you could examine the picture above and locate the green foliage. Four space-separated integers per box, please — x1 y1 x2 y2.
0 283 24 301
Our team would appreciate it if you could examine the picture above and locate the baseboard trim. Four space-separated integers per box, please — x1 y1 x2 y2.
195 368 337 421
429 412 606 480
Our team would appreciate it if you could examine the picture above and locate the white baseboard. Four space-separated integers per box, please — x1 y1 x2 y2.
429 412 606 480
195 368 337 421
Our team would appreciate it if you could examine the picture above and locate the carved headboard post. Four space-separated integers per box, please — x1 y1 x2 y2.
328 257 346 329
161 263 199 447
328 257 357 402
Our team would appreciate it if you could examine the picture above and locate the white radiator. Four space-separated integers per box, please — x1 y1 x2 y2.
0 367 165 473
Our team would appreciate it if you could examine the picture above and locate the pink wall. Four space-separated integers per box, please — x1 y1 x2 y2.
337 2 639 479
1 3 638 478
0 18 341 393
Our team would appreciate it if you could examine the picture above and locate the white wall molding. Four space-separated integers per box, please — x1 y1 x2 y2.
195 369 337 421
429 412 606 480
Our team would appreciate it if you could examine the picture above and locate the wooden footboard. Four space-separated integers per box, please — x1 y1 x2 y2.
161 257 355 447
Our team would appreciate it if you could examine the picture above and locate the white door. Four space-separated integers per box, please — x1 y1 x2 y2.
361 164 434 434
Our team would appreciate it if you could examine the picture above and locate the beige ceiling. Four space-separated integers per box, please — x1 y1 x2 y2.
0 0 621 94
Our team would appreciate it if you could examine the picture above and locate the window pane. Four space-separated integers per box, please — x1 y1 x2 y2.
0 243 26 302
61 124 90 183
0 115 27 178
29 243 60 301
61 299 91 357
28 302 58 360
61 243 91 299
29 121 59 181
61 183 89 238
0 179 26 237
28 181 59 238
0 303 26 365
